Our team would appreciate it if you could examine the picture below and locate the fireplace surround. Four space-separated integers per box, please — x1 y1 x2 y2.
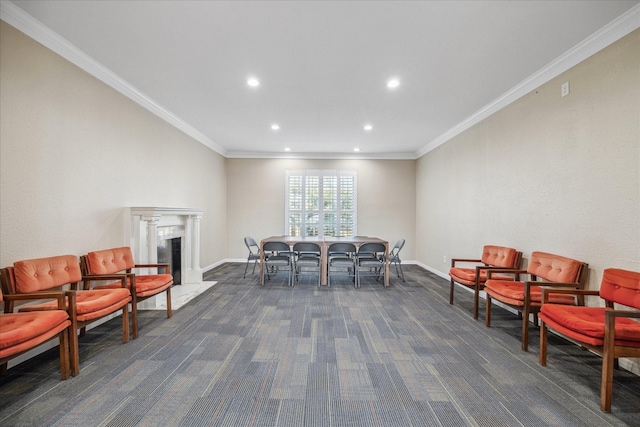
125 207 206 309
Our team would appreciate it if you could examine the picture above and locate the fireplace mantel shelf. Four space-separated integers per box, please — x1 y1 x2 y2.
130 207 205 217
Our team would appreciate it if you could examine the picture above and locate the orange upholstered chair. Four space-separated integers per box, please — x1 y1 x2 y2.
449 245 522 319
0 287 71 379
484 251 588 351
539 268 640 413
81 247 173 339
0 255 131 376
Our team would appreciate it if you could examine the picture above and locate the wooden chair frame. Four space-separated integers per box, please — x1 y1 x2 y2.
449 248 522 320
1 290 72 380
485 261 588 351
539 286 640 412
80 247 172 340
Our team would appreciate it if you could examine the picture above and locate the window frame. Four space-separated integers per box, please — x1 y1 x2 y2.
285 169 357 238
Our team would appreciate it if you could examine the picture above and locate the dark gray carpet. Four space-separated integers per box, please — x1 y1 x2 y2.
1 263 638 426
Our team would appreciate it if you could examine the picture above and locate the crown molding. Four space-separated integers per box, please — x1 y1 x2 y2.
224 151 417 160
0 0 228 157
415 3 640 158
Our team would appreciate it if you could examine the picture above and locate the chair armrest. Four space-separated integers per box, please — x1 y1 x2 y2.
83 273 131 280
3 290 69 312
605 309 640 343
82 273 131 290
486 268 526 280
539 286 599 304
134 263 170 273
606 309 640 319
450 258 481 267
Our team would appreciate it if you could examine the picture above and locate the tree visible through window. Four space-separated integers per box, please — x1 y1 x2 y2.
286 170 357 237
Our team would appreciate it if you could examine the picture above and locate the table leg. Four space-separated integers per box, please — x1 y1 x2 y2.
321 243 328 285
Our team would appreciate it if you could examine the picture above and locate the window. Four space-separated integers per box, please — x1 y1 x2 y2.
286 170 357 238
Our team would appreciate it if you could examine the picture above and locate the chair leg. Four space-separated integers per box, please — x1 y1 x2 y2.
59 328 70 380
397 262 405 282
70 326 80 377
252 259 258 275
485 294 492 327
601 313 616 412
166 286 172 318
131 294 139 339
122 304 130 343
473 284 480 320
539 321 548 366
243 259 250 278
522 306 530 352
449 279 455 304
601 355 614 413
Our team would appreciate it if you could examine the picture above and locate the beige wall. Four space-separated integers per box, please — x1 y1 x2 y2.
227 158 416 260
416 30 639 369
0 21 227 268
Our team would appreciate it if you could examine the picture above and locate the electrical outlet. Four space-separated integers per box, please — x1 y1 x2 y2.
443 255 447 264
561 81 569 97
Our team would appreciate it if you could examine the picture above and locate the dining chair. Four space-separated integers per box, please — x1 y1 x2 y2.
243 236 261 278
293 242 321 287
355 242 386 288
383 239 405 282
327 242 356 287
262 241 293 286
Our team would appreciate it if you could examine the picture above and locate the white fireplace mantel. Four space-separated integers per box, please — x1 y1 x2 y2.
125 207 205 285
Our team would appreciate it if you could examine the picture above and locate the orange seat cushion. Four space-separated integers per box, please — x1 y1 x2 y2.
18 288 131 322
0 311 70 359
540 305 640 348
450 268 513 286
94 274 173 298
484 280 577 306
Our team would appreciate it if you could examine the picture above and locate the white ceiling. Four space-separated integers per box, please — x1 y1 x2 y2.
4 1 639 159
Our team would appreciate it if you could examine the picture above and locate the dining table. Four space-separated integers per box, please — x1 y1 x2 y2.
259 235 389 287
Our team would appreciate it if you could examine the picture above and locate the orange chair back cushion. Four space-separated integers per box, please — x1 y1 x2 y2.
86 247 136 275
526 251 582 283
8 255 82 293
599 268 640 309
481 246 518 268
12 255 82 293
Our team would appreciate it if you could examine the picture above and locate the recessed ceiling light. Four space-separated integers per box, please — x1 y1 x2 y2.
363 124 373 131
247 77 260 87
387 78 400 89
284 147 291 152
354 148 361 152
271 124 280 131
